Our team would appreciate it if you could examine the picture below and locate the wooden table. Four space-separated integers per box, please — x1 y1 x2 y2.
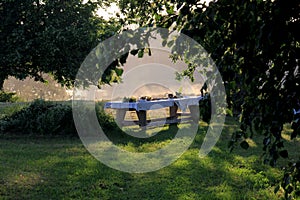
104 96 203 127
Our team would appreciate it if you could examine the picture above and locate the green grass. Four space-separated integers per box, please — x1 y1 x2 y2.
1 117 298 199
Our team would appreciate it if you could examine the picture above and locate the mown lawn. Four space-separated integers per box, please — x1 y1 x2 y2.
0 117 298 200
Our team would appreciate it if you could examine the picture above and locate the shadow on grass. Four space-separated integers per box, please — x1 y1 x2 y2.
102 123 180 146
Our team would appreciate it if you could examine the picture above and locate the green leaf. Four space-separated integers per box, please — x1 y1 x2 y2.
240 141 249 150
115 68 124 76
138 49 144 58
166 5 175 15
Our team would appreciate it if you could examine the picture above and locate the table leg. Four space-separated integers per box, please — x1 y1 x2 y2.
189 105 200 123
136 110 147 127
116 109 127 126
169 105 178 119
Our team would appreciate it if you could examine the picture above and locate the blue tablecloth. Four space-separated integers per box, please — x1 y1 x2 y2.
104 96 203 112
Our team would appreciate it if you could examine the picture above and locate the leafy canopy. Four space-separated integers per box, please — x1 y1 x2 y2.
0 0 120 89
118 0 299 197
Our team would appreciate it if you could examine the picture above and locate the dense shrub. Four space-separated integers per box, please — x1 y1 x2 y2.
0 99 76 136
0 100 118 136
95 101 118 131
0 103 29 120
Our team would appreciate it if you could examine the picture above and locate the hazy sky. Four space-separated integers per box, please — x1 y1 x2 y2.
96 49 204 101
